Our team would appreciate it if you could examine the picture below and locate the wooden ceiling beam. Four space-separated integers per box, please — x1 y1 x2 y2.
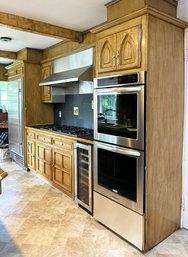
0 12 83 43
0 50 17 60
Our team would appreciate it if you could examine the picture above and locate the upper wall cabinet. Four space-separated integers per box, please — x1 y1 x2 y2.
41 62 52 103
92 16 147 76
97 25 142 74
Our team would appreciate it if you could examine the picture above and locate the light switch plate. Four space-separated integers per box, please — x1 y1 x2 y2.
73 107 79 115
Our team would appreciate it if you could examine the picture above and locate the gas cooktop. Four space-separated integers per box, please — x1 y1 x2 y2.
37 125 93 140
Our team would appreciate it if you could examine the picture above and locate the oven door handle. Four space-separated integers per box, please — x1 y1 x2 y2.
96 142 141 157
95 86 142 95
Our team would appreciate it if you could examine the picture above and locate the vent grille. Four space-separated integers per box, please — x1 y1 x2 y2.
10 151 24 167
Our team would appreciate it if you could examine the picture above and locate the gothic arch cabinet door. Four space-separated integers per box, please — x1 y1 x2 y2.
96 23 142 74
116 25 141 71
97 34 117 73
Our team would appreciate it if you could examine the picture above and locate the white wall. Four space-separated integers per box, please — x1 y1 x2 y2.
182 29 188 228
177 0 188 22
177 0 188 228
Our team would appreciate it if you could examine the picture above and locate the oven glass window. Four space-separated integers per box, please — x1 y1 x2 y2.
98 148 137 202
97 93 137 139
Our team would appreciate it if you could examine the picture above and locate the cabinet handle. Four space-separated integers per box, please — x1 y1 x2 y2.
116 51 120 65
112 52 116 60
112 52 117 67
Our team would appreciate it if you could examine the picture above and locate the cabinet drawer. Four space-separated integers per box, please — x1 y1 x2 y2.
37 134 52 144
53 138 73 151
27 131 35 139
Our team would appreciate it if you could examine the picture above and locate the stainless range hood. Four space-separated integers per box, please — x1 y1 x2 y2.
39 65 93 86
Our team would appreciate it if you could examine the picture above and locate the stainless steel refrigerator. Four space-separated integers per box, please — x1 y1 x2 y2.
7 79 24 166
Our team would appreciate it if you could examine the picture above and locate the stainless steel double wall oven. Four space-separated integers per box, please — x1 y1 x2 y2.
93 71 146 215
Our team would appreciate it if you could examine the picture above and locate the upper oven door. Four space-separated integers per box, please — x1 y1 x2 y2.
94 85 145 150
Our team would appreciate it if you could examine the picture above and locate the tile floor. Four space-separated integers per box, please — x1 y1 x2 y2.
0 160 188 257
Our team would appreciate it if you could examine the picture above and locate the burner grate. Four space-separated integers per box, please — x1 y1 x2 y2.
39 125 93 140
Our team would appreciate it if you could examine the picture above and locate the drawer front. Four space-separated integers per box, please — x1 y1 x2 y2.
27 130 35 139
53 138 73 151
37 134 52 144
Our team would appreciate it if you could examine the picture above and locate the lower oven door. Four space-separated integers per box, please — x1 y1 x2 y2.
94 141 144 214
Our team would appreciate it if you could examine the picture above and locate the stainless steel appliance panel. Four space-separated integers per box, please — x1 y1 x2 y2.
94 141 144 214
7 79 24 163
94 192 144 250
94 71 145 89
94 85 145 150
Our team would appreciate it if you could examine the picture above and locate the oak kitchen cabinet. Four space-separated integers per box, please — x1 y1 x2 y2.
91 7 187 251
26 130 36 171
53 137 73 193
41 61 53 103
26 127 74 196
95 16 145 76
96 24 141 74
36 133 53 181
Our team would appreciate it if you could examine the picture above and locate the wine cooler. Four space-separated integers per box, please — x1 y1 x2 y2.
74 142 92 213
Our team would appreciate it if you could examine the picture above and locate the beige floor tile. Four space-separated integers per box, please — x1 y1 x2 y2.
0 160 188 257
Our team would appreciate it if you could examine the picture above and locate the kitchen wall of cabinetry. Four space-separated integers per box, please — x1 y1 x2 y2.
92 6 186 251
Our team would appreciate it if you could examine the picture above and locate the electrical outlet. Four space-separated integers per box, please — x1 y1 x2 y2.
58 111 62 118
73 107 79 116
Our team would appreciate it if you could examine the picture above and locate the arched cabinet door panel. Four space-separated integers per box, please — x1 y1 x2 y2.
116 25 142 70
96 34 116 73
41 62 52 103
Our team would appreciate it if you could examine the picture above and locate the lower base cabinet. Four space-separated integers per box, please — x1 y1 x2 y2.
26 127 74 196
53 148 72 194
27 139 36 171
36 143 52 181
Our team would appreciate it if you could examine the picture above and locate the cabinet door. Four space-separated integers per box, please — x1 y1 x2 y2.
41 62 52 103
96 34 117 74
116 25 141 71
27 139 35 170
36 143 52 180
53 148 72 194
42 87 52 102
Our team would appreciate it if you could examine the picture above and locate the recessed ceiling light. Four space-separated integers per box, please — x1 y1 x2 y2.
0 37 12 42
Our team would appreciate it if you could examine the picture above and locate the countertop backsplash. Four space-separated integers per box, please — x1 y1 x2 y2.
54 94 93 129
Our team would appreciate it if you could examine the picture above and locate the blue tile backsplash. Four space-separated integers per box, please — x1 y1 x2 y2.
54 94 93 129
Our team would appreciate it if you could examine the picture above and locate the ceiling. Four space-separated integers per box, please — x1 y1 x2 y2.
0 0 110 64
